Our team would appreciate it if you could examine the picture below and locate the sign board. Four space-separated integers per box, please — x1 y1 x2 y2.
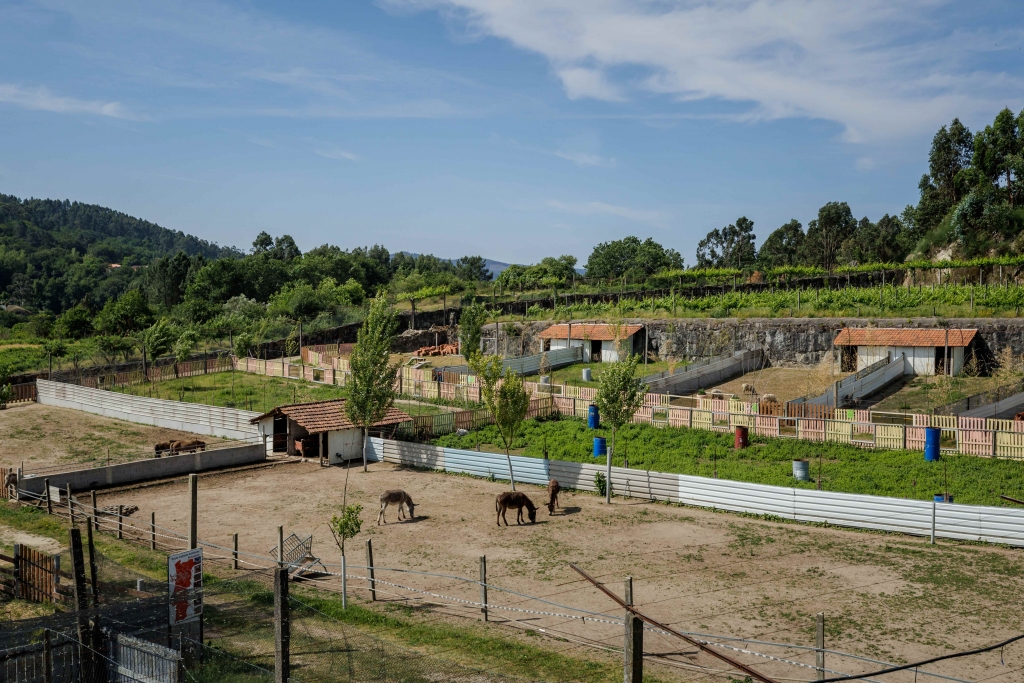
48 486 62 504
168 548 203 625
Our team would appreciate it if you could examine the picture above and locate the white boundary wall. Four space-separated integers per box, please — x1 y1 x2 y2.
36 380 260 440
365 437 1024 548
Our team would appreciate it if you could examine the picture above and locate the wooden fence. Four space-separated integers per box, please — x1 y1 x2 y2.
0 544 64 604
6 382 36 405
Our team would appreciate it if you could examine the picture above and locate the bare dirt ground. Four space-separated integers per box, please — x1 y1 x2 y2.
0 403 234 473
701 366 851 403
98 459 1024 683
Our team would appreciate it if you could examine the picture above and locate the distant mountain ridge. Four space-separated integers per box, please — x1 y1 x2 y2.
398 251 512 279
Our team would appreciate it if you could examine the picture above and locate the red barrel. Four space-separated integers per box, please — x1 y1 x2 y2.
734 425 749 449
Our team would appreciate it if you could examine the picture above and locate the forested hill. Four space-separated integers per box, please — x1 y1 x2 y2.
0 194 238 264
0 193 240 313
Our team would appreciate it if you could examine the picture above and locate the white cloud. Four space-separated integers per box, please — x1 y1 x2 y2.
387 0 1024 142
547 199 665 224
315 148 361 162
552 150 616 167
0 83 136 119
557 67 623 102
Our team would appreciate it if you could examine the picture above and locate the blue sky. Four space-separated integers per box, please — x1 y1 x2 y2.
1 1 1022 266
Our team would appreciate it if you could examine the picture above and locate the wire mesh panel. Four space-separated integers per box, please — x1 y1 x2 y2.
108 631 182 683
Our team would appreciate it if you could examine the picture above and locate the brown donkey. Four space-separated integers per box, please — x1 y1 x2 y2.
378 490 416 524
495 491 537 526
546 479 561 514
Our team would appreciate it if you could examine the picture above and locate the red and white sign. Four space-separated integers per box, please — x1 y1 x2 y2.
168 548 203 625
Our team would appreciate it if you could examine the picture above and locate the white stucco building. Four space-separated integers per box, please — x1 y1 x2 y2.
538 323 643 363
251 399 411 465
834 328 977 376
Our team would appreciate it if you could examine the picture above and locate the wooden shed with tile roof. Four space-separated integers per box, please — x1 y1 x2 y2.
251 399 411 465
833 328 978 376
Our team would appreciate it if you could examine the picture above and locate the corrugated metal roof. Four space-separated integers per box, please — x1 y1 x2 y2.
834 328 977 348
538 323 643 341
249 399 411 433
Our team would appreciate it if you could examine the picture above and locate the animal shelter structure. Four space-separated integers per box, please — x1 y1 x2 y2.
833 328 978 376
539 323 643 362
251 399 411 464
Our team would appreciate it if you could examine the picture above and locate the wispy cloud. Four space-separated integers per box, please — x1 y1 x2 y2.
552 150 615 168
389 0 1024 142
315 148 361 162
547 199 665 224
0 83 137 119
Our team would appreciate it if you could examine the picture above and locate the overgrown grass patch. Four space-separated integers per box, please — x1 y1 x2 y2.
434 417 1024 505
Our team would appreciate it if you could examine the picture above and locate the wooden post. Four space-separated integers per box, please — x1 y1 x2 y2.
278 525 285 568
480 555 488 622
188 473 198 550
91 490 98 531
69 528 92 678
43 630 53 683
366 539 376 601
12 544 20 599
624 576 643 683
117 505 124 539
816 612 825 680
66 484 74 525
274 567 290 683
150 512 156 550
931 501 937 545
44 478 52 515
86 522 99 607
232 533 239 570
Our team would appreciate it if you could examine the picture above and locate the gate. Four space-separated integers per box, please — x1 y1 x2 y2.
0 545 62 604
108 632 183 683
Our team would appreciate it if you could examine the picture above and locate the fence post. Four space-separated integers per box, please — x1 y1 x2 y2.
44 478 52 515
13 544 20 599
188 473 198 550
366 539 376 601
117 505 124 539
342 554 347 609
274 567 290 683
42 629 53 683
86 522 99 607
277 525 284 568
69 528 94 680
624 576 643 683
931 501 937 545
232 533 239 570
91 490 98 531
816 612 825 680
66 484 74 525
480 555 488 622
150 512 156 550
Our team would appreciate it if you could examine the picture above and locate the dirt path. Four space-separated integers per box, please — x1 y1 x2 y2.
97 460 1024 682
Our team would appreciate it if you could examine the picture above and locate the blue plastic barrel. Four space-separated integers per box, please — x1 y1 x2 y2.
593 436 606 458
934 493 954 503
924 427 941 462
588 404 600 429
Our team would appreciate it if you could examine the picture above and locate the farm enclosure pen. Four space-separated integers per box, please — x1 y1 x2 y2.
367 437 1024 547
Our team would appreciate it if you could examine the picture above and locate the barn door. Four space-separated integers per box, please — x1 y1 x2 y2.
273 415 287 452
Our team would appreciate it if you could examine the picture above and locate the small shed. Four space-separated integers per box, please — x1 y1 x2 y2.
833 328 978 376
250 399 411 465
538 323 643 363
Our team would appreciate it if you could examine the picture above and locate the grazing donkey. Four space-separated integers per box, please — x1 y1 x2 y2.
495 492 537 526
741 383 757 396
377 490 416 525
546 479 561 515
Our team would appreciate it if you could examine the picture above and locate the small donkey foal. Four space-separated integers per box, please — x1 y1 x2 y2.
377 490 416 525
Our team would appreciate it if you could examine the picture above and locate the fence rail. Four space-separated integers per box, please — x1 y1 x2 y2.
367 437 1024 548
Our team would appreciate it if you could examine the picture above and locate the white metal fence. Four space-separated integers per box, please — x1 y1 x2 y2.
35 380 260 440
365 437 1024 548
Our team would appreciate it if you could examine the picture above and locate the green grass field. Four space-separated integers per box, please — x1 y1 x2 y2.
433 416 1024 506
116 371 447 417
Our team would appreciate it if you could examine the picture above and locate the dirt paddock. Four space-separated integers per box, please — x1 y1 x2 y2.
98 457 1024 682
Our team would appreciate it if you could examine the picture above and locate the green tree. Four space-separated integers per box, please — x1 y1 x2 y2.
756 220 804 269
695 217 757 269
803 202 855 273
594 354 647 504
584 236 682 279
42 338 67 373
95 335 134 368
458 302 488 358
0 362 12 409
141 319 175 363
346 292 400 472
973 108 1022 208
54 305 94 340
174 328 201 398
469 355 532 491
929 118 974 206
329 503 364 559
95 290 154 336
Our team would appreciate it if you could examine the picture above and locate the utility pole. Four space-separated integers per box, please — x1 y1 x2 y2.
275 567 290 683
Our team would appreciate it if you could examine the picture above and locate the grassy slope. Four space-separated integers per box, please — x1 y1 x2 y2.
434 417 1024 506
